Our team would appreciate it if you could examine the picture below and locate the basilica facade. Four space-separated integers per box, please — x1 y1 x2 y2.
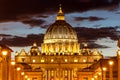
0 6 120 80
14 6 103 80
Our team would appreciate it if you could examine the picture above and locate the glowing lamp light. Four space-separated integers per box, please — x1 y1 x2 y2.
21 72 25 75
27 78 30 80
83 59 86 62
25 75 28 79
98 72 102 76
11 61 16 65
32 59 36 63
94 75 98 78
65 59 68 62
109 61 114 66
41 59 45 63
2 50 8 56
17 67 21 71
91 78 94 80
117 49 120 56
51 59 54 62
74 59 78 62
102 67 107 71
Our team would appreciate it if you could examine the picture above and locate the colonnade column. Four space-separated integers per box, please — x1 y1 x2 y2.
109 61 113 80
68 70 71 80
117 49 120 80
102 67 107 80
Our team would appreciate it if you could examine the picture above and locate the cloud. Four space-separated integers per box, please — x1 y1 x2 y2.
40 25 50 29
21 19 45 27
16 14 48 27
75 16 106 21
0 34 14 41
75 27 119 42
81 42 109 49
0 34 44 47
0 27 119 48
0 0 119 23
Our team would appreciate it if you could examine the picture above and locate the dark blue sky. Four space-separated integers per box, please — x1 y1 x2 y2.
0 0 120 56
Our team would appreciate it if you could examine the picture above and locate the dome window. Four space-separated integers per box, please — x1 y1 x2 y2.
74 58 78 62
41 58 45 63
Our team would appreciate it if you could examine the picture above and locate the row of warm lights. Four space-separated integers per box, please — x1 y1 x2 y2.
98 60 113 72
18 67 30 80
21 71 30 80
11 61 31 80
32 58 87 63
91 60 114 80
2 50 8 56
92 72 102 80
92 68 106 80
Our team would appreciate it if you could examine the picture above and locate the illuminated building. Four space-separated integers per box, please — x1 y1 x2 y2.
14 6 103 80
0 45 12 80
0 6 120 80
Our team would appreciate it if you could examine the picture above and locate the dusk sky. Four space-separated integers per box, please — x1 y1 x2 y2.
0 0 120 57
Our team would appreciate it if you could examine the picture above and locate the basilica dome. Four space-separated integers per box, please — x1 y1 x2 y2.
44 7 78 44
41 6 80 55
44 20 78 43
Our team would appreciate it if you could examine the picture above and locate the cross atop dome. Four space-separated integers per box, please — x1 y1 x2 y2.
33 42 37 47
58 4 63 14
56 4 65 20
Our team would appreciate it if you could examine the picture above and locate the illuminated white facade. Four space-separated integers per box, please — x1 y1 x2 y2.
14 6 103 80
0 5 120 80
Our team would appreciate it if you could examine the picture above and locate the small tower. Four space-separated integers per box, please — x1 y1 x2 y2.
56 4 65 20
30 42 41 56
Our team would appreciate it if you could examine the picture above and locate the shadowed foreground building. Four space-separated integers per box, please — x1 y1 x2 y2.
0 6 120 80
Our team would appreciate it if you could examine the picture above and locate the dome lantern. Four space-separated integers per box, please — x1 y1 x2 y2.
56 4 65 21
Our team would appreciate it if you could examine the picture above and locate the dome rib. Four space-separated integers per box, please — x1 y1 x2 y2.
41 6 80 54
44 20 78 43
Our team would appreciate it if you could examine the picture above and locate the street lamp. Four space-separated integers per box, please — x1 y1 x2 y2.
11 60 16 80
21 72 25 80
109 61 113 66
21 72 25 76
102 67 107 80
109 61 114 80
117 49 120 56
98 72 102 80
94 75 98 80
1 50 8 80
25 75 28 79
27 78 30 80
2 50 8 56
17 67 21 71
91 78 94 80
103 67 107 71
98 72 102 76
11 61 16 66
2 50 8 62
